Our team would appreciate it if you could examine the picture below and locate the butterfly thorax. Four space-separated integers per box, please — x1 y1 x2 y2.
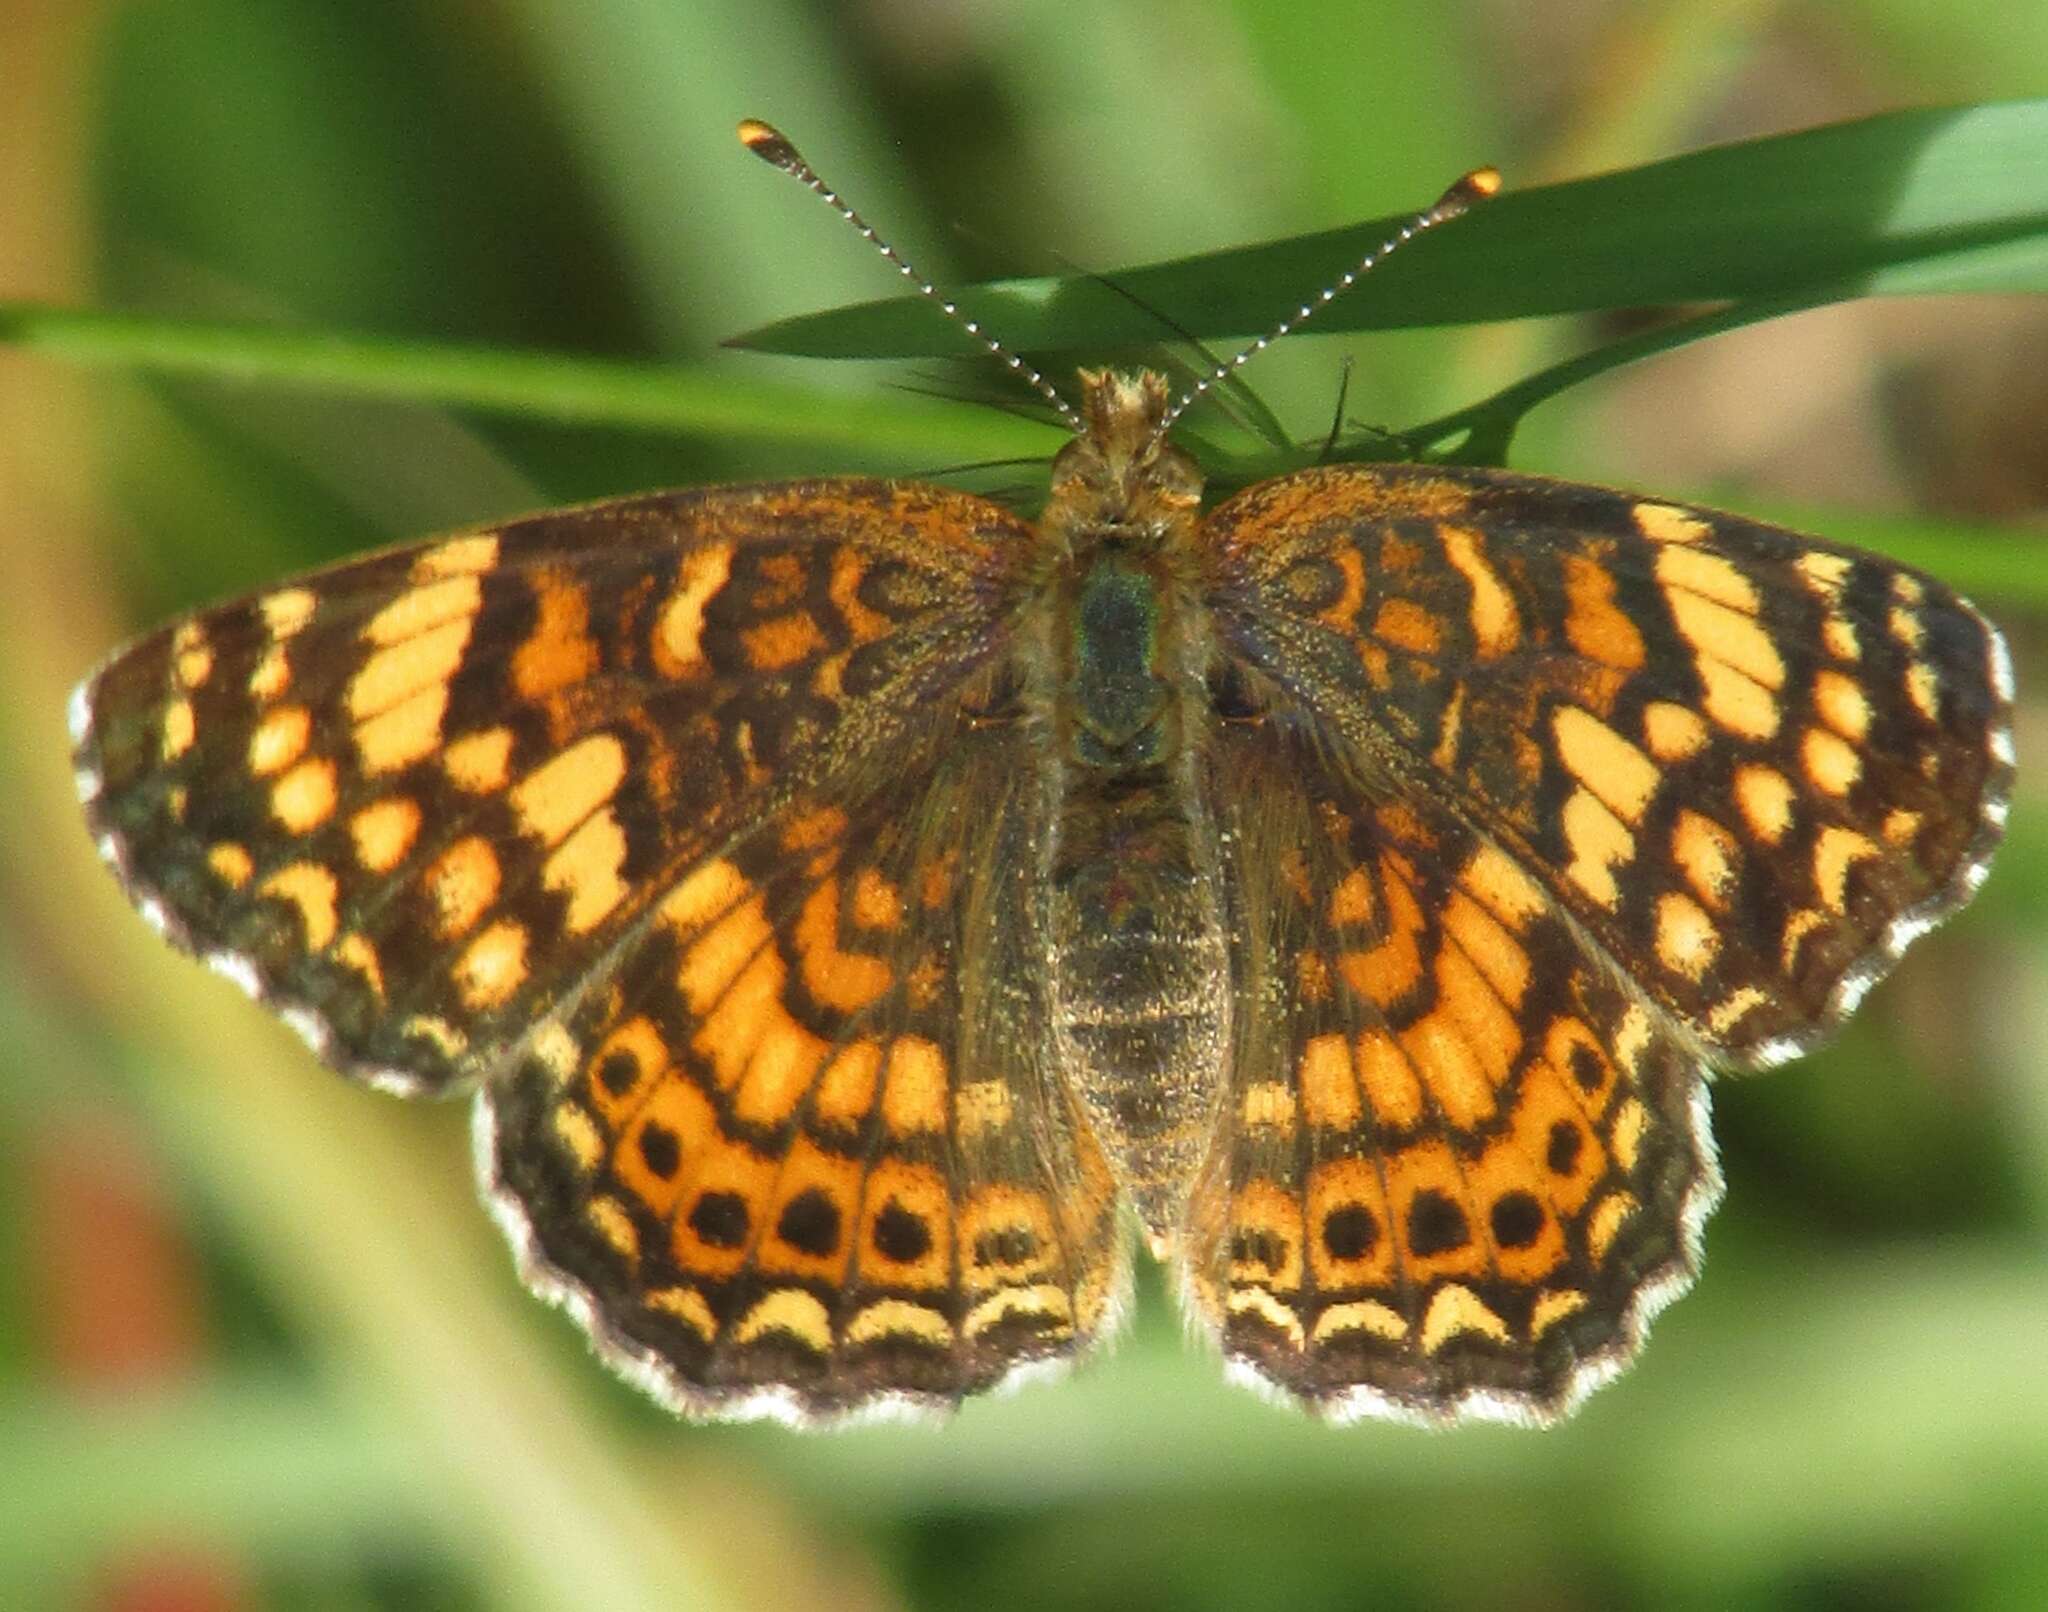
1035 371 1229 1248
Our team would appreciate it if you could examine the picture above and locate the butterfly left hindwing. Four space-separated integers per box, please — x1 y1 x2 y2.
484 715 1128 1419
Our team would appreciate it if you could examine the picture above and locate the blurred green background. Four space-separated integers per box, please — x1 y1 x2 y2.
3 2 2045 1609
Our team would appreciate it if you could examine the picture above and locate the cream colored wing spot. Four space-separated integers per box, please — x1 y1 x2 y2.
170 621 212 690
412 533 500 580
653 542 735 677
1780 908 1827 971
161 698 196 761
1656 547 1784 739
454 919 528 1009
586 1198 639 1259
1631 501 1711 544
646 1288 717 1344
1553 706 1661 824
349 622 473 726
1671 809 1740 909
259 586 319 637
1733 764 1795 845
1530 1289 1588 1337
1903 662 1940 721
1654 891 1720 981
248 644 291 701
271 757 340 833
1812 670 1871 740
362 575 482 648
509 733 627 844
443 726 515 793
528 1022 580 1083
1801 728 1861 797
963 1285 1074 1340
260 862 340 951
1419 1284 1509 1354
1461 842 1546 928
425 836 502 939
1641 700 1708 761
1311 1299 1407 1344
846 1299 954 1349
1585 1191 1639 1260
1225 1287 1305 1350
248 704 312 775
733 1289 833 1351
206 842 254 888
334 932 385 1000
1438 524 1521 656
355 685 450 776
1707 986 1770 1037
1560 787 1634 908
350 797 422 872
1794 551 1851 598
542 809 631 935
1813 826 1880 914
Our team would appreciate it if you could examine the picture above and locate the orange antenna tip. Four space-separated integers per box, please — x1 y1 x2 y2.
737 118 801 169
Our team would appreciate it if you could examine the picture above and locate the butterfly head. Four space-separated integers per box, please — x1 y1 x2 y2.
1043 369 1204 550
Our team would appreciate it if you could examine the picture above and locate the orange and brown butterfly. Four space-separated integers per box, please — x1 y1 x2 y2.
71 119 2012 1426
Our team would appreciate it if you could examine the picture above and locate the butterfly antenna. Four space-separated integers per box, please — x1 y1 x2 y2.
739 118 1083 433
1154 166 1502 439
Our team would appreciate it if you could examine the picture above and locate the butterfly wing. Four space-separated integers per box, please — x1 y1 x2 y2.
77 480 1127 1418
1182 462 2011 1422
75 481 1018 1092
1207 462 2011 1066
1187 714 1712 1422
482 714 1128 1420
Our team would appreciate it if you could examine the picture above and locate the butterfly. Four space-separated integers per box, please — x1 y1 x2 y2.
71 121 2012 1425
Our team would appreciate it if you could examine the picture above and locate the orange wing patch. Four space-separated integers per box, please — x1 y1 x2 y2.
1187 716 1717 1424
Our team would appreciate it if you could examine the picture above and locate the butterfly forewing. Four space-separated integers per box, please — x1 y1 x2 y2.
76 481 1030 1096
1205 462 2013 1069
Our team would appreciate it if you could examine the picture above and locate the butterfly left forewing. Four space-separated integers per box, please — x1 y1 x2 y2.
75 480 1030 1095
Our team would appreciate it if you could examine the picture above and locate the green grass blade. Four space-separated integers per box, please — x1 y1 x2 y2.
0 303 1056 462
734 100 2048 357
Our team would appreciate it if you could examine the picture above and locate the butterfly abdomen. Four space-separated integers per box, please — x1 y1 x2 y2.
1045 545 1230 1240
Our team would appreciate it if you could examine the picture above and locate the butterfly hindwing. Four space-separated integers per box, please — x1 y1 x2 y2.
482 714 1129 1421
1183 712 1713 1423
